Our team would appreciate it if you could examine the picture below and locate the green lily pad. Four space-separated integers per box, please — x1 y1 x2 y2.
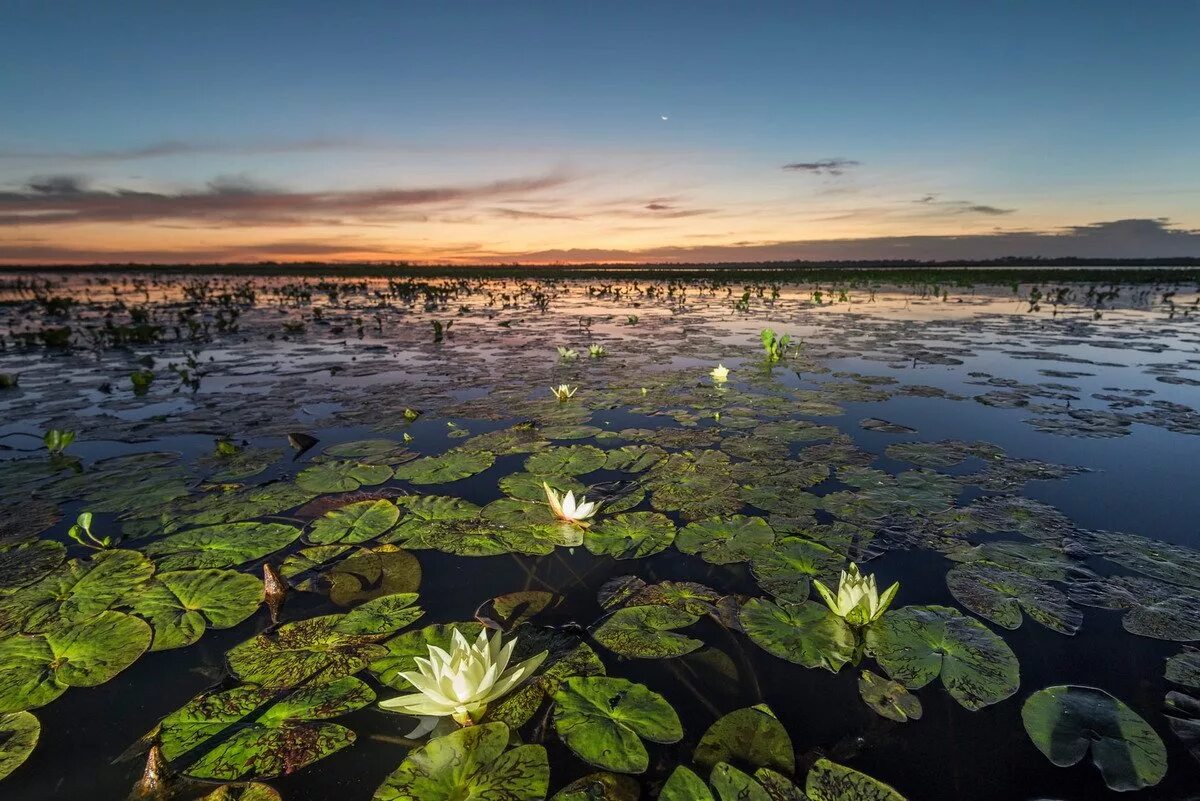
373 721 548 801
805 758 908 801
1076 529 1200 590
524 445 606 476
483 641 606 730
614 581 724 617
296 460 392 493
322 439 415 465
0 539 65 593
196 783 282 801
694 705 794 775
552 676 682 773
498 472 584 503
1166 647 1200 689
307 499 400 545
325 545 422 606
858 669 923 722
865 605 1019 711
646 450 742 521
550 772 640 801
676 516 775 565
740 598 856 673
201 446 284 482
476 591 558 631
0 711 39 780
604 445 666 473
144 523 301 571
585 512 675 559
593 605 703 659
160 676 374 780
1021 685 1167 791
946 562 1081 635
749 537 843 603
1 549 154 634
392 449 495 485
1070 575 1200 641
660 766 714 801
225 604 408 688
131 569 263 651
0 610 152 712
460 424 549 456
1164 690 1200 766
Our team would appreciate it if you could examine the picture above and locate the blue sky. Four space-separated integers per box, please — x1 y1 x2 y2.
2 1 1198 263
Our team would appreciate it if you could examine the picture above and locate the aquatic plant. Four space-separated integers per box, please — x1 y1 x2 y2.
130 369 154 395
42 428 75 455
710 363 730 383
587 343 606 358
378 627 546 725
550 384 578 401
543 481 599 525
431 319 452 342
0 374 17 389
760 328 792 362
812 562 898 625
67 511 111 549
557 346 579 361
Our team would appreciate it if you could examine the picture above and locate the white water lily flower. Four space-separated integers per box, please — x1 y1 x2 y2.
813 563 899 626
543 481 599 525
710 364 730 382
588 344 606 358
550 384 578 401
557 346 579 361
379 627 547 726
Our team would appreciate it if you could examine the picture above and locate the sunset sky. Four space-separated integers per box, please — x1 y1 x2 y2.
2 1 1198 264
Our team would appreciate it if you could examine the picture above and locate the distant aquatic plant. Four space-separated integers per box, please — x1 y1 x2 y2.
543 481 598 525
43 428 76 455
0 373 18 389
626 315 639 325
378 627 547 726
68 512 112 549
131 369 155 395
710 364 730 383
550 384 578 401
557 346 579 361
431 320 453 342
813 563 898 626
588 344 606 358
404 408 422 421
760 328 792 362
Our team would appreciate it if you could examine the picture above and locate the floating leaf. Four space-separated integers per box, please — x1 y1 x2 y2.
392 449 495 485
550 771 640 800
1070 575 1200 641
552 676 682 773
1165 690 1200 766
322 438 415 465
144 523 301 571
325 545 422 606
307 499 400 545
946 562 1081 635
676 516 775 565
296 460 392 493
740 598 855 673
524 445 606 476
1021 685 1167 791
483 641 606 730
749 537 843 603
865 605 1019 711
858 669 922 722
604 445 666 473
499 472 584 502
593 605 702 659
0 711 39 780
693 705 794 775
660 766 714 801
373 721 548 801
160 676 373 780
0 611 151 712
476 591 557 631
131 569 263 651
0 540 65 593
805 758 907 801
1166 646 1200 689
585 512 675 559
196 783 282 801
1 549 154 633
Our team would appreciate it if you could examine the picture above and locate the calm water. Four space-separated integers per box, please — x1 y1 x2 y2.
1 271 1198 800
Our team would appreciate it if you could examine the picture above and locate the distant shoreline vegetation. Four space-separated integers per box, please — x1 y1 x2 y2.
1 257 1199 285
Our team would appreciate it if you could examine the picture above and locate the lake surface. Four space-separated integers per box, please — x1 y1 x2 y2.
1 270 1199 801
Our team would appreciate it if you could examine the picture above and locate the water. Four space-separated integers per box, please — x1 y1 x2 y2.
1 270 1198 800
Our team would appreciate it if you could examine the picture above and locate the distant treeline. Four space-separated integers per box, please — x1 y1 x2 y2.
2 257 1199 285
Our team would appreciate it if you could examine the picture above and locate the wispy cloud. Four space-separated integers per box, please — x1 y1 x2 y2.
0 172 573 227
782 158 860 176
913 194 1015 216
0 138 364 162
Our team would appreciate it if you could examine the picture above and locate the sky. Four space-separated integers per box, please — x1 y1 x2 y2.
2 0 1199 265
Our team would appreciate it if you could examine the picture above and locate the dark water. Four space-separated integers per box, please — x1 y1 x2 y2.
1 272 1198 800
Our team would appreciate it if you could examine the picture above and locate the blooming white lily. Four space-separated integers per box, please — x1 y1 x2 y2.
379 627 547 726
557 346 579 361
813 563 899 626
588 344 606 358
550 384 578 401
710 364 730 383
543 481 598 525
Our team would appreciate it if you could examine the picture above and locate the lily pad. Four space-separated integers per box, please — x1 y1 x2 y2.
369 622 486 691
676 516 775 565
585 512 675 559
296 460 392 493
550 772 640 801
524 445 606 476
593 605 703 659
160 676 374 780
325 545 422 606
865 605 1019 711
805 758 908 801
1070 575 1200 641
0 711 39 780
858 669 922 722
0 540 65 593
392 449 495 485
1 549 154 634
693 705 794 775
196 784 282 801
740 598 856 673
552 676 682 773
307 499 400 545
946 562 1081 635
373 721 548 801
1166 647 1200 689
1021 685 1167 791
749 537 843 603
144 523 301 572
0 610 152 712
131 569 264 651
